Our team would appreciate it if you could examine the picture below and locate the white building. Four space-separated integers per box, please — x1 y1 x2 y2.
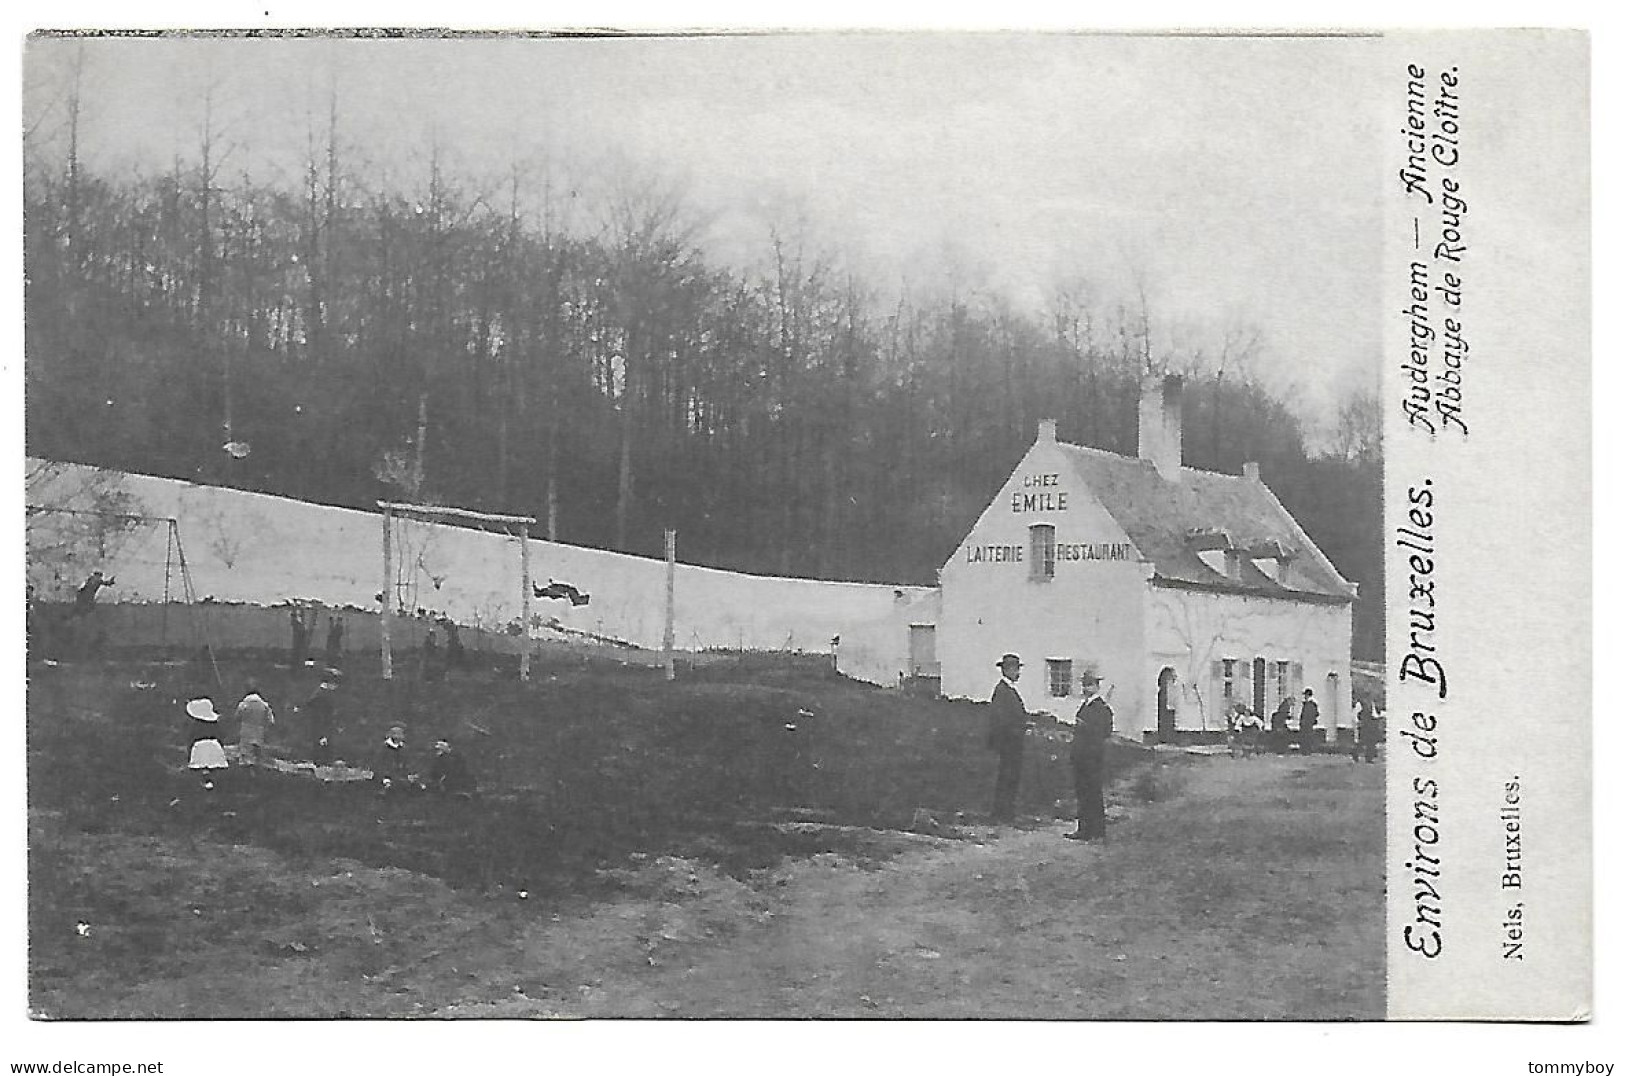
840 375 1357 740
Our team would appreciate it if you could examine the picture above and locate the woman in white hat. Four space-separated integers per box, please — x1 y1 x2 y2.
185 698 230 789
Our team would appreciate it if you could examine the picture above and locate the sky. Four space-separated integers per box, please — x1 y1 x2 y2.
23 31 1383 429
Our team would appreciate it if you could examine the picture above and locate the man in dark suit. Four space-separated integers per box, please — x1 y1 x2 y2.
299 680 340 764
428 738 477 797
1065 671 1113 842
1352 698 1381 763
1298 688 1321 753
986 653 1031 822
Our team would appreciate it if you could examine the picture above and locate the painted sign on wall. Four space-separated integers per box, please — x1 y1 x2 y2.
964 540 1133 564
1010 472 1068 513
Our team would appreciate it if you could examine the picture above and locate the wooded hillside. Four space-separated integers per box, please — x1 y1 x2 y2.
22 96 1382 659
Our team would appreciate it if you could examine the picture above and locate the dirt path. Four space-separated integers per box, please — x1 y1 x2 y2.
444 753 1384 1019
30 664 1383 1020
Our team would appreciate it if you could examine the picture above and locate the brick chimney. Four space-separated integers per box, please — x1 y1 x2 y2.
1137 374 1185 480
1243 461 1261 482
1037 418 1057 443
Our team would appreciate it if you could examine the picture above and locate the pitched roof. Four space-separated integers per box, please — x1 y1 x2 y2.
1054 441 1355 604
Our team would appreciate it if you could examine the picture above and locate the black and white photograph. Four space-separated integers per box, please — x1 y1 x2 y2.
13 19 1592 1050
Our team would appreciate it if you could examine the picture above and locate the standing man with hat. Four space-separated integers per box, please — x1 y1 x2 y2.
986 653 1032 823
1063 671 1113 842
298 680 340 764
1297 687 1321 753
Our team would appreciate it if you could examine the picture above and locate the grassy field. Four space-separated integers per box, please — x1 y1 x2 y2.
26 652 1382 1019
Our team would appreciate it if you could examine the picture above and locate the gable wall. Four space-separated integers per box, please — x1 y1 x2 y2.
938 441 1153 722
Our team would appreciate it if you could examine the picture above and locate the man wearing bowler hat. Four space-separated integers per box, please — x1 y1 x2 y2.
1297 687 1321 753
986 653 1032 822
1064 670 1113 842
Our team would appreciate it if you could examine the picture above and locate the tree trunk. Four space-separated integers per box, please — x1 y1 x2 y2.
616 385 634 549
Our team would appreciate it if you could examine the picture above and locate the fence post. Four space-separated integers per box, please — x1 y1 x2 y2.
520 522 531 683
664 529 676 682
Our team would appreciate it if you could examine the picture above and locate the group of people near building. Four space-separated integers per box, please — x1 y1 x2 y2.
1351 697 1384 763
985 653 1112 842
1224 691 1384 762
181 676 476 797
1226 689 1322 757
983 655 1383 837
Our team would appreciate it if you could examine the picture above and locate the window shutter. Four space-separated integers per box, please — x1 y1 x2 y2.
1029 524 1056 581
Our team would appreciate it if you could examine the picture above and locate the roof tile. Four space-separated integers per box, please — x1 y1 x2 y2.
1055 441 1354 603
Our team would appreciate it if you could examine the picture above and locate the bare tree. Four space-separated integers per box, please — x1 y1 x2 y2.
25 462 146 596
597 164 706 551
1332 386 1382 463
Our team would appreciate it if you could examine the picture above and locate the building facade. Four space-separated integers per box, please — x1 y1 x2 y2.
845 375 1357 739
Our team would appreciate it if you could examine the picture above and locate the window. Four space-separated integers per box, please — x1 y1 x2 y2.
1029 525 1056 580
1276 661 1291 710
1047 659 1073 698
1221 658 1237 702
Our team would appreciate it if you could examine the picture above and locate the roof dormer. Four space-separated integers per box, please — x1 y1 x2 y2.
1186 530 1299 585
1241 539 1296 585
1187 527 1234 577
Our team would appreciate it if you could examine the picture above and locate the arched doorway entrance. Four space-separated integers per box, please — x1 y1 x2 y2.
1156 667 1178 741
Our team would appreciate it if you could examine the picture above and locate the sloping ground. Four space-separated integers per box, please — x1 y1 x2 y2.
28 657 1378 1019
28 656 1086 1017
537 755 1384 1020
31 751 1381 1019
27 655 1127 858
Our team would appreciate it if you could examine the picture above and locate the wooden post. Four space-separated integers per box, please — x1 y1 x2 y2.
519 522 532 682
381 505 393 681
159 520 175 656
663 528 676 682
375 501 535 683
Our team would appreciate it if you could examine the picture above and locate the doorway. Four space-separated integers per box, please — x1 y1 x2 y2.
1252 656 1267 716
1157 666 1177 741
908 624 938 677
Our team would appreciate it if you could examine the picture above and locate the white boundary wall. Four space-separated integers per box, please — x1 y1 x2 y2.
26 460 930 654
